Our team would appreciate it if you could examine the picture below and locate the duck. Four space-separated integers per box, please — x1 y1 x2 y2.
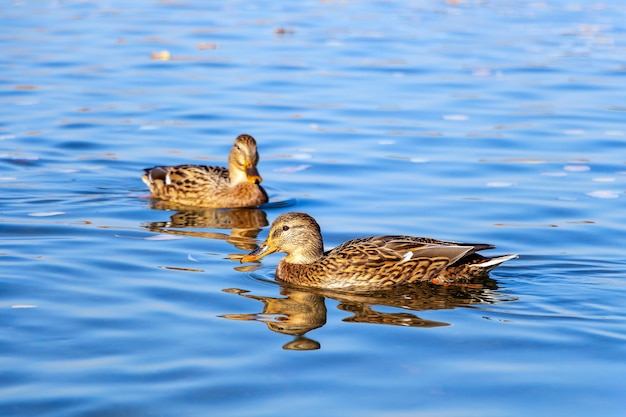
241 212 517 290
142 134 268 208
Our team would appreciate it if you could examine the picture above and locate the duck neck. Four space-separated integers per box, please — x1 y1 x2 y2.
228 164 247 185
286 230 324 265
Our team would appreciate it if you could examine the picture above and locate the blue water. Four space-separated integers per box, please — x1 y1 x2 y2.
2 1 626 416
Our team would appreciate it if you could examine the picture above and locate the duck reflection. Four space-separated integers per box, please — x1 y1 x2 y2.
222 287 326 350
143 202 268 250
221 278 513 350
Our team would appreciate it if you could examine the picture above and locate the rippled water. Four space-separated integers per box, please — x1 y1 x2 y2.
2 1 626 416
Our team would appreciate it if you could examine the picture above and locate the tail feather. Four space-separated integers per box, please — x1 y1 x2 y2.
474 254 518 269
144 166 169 183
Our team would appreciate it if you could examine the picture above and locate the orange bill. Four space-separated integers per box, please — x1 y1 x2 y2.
245 166 262 184
240 240 277 263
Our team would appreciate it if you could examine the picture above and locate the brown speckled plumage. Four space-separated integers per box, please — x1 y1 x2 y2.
241 212 517 290
142 134 268 208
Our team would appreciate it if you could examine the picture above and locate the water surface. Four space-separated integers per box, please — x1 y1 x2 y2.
2 1 625 416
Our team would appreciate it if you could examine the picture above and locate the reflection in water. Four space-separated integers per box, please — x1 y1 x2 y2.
223 288 326 351
143 202 268 250
222 279 516 350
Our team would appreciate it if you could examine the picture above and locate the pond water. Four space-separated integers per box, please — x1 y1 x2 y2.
2 1 625 416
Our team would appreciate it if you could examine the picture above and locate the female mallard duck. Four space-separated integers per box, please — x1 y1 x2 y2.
241 212 517 290
142 134 268 208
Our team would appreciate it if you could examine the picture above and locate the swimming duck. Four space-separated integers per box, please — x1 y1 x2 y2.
241 212 517 290
142 134 268 208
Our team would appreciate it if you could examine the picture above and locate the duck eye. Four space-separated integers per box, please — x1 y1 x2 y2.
282 225 290 231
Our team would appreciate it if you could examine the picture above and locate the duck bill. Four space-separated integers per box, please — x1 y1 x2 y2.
240 240 276 263
245 165 263 184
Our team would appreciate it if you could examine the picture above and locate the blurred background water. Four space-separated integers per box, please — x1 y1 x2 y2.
1 1 625 416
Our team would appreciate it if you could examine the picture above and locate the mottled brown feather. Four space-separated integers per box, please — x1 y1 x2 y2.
142 134 268 208
241 212 517 290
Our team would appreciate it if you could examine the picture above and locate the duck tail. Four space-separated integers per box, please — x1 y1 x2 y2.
475 254 518 269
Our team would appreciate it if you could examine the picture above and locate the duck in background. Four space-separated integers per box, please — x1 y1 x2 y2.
142 134 268 208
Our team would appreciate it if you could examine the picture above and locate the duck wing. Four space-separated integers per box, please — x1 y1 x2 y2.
145 164 228 186
329 236 476 267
